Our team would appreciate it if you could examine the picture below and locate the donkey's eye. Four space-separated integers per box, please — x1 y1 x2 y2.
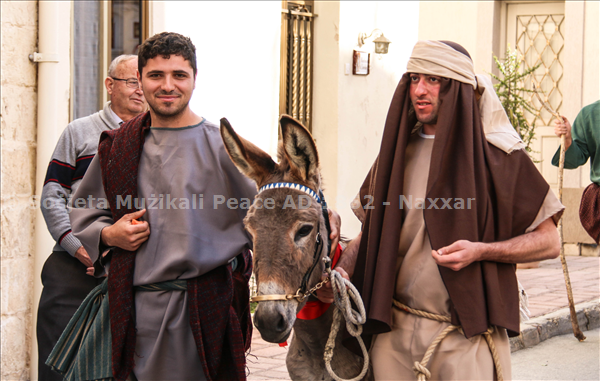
295 225 313 241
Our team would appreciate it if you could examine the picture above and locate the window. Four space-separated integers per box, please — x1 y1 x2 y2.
71 0 148 120
280 1 315 131
505 2 565 127
110 0 145 61
72 1 102 119
515 13 565 126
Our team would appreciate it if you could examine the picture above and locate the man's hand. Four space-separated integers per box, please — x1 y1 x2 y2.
433 218 560 271
432 240 484 272
101 209 150 251
554 116 572 150
74 246 95 276
315 208 343 303
315 267 350 304
328 209 341 257
316 229 363 304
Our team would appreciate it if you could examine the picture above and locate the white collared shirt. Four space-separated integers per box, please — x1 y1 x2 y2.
108 102 124 125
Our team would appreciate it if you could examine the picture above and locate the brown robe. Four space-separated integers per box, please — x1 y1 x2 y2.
353 74 558 341
366 130 563 380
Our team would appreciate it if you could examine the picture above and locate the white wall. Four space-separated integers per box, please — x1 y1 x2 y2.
568 0 599 189
582 1 599 109
152 1 282 156
312 1 341 214
314 1 420 237
418 1 499 75
418 2 478 64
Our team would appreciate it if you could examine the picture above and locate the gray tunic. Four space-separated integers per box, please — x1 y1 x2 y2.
70 120 256 380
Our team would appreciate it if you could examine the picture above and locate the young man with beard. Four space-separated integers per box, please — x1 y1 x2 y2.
37 54 145 381
327 41 564 380
67 32 256 381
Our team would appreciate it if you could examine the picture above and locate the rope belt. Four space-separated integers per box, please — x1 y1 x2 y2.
392 299 503 381
134 279 188 292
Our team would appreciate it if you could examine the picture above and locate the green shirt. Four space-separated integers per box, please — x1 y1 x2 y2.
552 100 600 184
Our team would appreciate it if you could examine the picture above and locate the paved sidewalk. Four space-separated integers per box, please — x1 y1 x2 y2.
516 256 599 318
246 256 600 380
247 329 291 380
511 256 600 352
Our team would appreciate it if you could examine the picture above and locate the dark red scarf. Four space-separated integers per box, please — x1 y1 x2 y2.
354 74 550 340
98 112 251 381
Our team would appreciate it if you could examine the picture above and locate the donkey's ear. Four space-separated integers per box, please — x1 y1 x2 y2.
279 115 319 182
220 118 276 184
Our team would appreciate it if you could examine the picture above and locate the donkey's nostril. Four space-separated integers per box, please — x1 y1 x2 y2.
274 312 287 333
254 305 290 335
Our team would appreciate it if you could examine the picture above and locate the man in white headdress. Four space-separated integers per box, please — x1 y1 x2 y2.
324 40 564 380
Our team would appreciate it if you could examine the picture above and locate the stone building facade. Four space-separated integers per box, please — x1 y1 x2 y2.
1 1 38 379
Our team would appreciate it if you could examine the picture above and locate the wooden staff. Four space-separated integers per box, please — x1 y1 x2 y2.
534 86 586 341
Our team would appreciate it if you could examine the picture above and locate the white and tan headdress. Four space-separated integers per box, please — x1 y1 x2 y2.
407 40 524 153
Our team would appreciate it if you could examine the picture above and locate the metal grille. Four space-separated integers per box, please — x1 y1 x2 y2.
281 2 315 131
515 14 565 126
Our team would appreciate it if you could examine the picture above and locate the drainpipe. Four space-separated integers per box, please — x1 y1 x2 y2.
30 1 71 379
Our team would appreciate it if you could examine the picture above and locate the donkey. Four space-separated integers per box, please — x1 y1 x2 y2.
220 115 371 380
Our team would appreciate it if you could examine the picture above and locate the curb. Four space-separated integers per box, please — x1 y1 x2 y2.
510 299 600 352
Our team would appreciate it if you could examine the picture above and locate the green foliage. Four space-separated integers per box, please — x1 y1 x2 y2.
490 47 541 157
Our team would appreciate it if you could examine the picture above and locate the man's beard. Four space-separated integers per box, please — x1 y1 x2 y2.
149 92 189 118
418 113 438 125
409 99 440 125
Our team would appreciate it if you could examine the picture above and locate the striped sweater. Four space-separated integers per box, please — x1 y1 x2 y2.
41 102 121 255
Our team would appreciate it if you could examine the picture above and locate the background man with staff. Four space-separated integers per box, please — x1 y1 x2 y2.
553 100 600 244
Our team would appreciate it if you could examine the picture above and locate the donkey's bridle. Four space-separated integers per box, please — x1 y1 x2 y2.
251 182 332 303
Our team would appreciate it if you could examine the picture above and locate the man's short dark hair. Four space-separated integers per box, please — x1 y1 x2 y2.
138 32 197 76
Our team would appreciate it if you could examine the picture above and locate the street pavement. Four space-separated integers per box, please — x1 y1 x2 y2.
512 327 599 380
247 256 600 380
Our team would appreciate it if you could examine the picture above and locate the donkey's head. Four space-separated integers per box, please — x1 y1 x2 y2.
221 115 328 343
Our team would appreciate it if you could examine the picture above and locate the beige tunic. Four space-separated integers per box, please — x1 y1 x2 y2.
369 130 563 380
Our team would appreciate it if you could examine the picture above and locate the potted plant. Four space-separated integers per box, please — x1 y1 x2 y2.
490 47 541 160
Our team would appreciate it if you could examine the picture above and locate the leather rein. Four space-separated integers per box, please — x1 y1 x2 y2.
250 182 332 303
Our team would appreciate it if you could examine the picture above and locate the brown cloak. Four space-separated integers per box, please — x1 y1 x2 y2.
354 73 550 339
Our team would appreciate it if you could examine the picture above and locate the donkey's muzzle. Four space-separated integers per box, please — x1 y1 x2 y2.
253 302 294 343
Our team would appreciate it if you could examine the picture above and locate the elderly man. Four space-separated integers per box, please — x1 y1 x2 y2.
37 54 145 380
333 41 564 380
552 100 600 243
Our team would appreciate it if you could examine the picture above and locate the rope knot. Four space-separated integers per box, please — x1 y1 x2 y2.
412 361 431 381
394 299 504 381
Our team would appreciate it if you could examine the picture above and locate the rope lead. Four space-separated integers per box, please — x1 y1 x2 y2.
323 268 370 381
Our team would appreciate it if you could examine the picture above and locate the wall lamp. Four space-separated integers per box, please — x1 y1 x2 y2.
358 29 392 54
